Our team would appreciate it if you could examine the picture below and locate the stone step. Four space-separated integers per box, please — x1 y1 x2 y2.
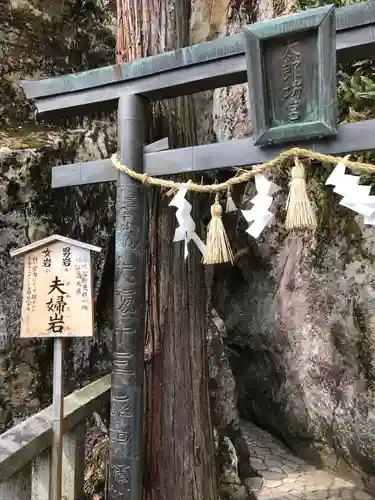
240 421 374 500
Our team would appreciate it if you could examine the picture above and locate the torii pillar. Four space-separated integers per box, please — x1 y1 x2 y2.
109 95 148 499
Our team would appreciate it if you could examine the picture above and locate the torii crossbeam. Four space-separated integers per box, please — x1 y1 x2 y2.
20 3 375 499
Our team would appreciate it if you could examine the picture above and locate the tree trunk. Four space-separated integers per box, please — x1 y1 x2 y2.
115 1 218 499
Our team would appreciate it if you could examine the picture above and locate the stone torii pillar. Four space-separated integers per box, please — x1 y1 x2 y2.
109 95 148 499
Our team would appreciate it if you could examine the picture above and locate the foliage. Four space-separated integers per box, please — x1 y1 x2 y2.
338 60 375 122
296 0 375 122
298 0 363 10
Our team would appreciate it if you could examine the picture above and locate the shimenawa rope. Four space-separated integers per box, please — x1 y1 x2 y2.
111 148 375 194
111 148 374 264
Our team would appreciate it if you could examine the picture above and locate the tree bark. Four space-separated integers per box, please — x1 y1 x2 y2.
115 1 218 499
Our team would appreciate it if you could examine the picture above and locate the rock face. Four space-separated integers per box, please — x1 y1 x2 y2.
0 0 117 432
190 0 375 491
0 131 116 431
0 0 115 124
214 176 375 489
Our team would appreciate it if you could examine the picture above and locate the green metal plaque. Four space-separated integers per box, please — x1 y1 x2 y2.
244 5 336 146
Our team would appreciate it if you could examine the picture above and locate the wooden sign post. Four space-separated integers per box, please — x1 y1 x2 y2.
10 235 101 500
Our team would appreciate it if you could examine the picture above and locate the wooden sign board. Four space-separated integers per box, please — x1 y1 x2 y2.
10 235 101 338
244 4 337 146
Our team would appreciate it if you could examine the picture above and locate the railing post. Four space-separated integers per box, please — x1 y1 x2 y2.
0 376 111 500
108 94 148 500
51 337 64 500
32 450 51 500
0 464 32 500
62 421 86 500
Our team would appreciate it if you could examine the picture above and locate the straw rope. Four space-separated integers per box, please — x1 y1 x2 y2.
111 148 375 193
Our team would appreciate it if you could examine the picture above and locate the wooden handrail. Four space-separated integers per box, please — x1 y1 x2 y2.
0 375 110 482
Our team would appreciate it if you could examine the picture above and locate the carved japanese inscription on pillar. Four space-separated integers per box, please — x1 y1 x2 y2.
244 4 336 146
110 181 145 497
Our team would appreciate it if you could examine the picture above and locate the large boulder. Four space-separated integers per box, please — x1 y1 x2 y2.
214 173 375 489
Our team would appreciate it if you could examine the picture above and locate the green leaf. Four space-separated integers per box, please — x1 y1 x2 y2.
352 60 372 67
356 91 375 99
343 91 354 103
360 76 374 86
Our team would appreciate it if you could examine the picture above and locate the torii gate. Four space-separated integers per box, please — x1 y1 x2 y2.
20 3 375 499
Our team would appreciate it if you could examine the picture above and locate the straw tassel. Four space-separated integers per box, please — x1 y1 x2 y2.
225 186 237 213
203 195 234 264
285 158 317 231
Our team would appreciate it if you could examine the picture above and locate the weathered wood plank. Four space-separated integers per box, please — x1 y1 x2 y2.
0 375 110 482
31 450 51 500
51 119 375 187
21 2 375 115
62 422 86 500
0 465 31 500
10 234 101 257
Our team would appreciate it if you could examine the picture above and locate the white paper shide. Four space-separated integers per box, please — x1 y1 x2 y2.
242 174 279 238
169 185 206 258
326 155 375 225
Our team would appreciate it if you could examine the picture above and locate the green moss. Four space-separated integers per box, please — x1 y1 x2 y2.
17 140 43 149
352 297 375 388
0 123 63 150
1 0 115 127
310 165 337 269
